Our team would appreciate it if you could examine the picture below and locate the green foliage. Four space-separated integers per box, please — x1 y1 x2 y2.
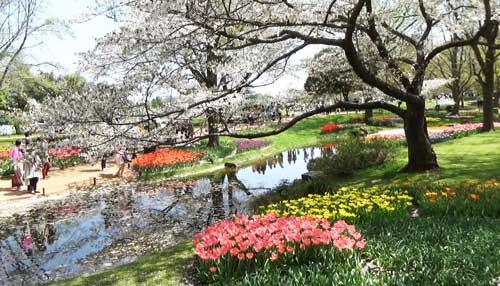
0 158 13 177
51 156 82 170
308 138 398 176
199 247 364 286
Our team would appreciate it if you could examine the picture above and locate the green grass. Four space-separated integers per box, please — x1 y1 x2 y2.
335 130 500 188
233 217 499 286
48 241 194 286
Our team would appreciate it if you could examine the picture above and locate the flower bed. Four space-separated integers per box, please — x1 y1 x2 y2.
366 122 500 143
260 186 413 221
320 124 342 134
132 149 205 176
236 140 271 153
0 149 13 176
193 214 365 283
401 179 500 217
426 117 441 122
49 146 82 169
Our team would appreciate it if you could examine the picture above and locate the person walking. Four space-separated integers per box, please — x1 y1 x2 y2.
24 131 32 146
10 140 24 191
41 140 51 179
25 148 41 194
48 126 55 142
101 154 107 171
114 148 127 177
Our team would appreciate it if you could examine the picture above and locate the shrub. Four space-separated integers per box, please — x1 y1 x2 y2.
308 138 397 176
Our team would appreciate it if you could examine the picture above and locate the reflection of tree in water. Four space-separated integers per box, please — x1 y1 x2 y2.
287 150 298 164
0 210 59 282
251 153 285 175
209 173 226 224
321 146 336 158
102 189 133 229
205 169 255 225
303 148 309 163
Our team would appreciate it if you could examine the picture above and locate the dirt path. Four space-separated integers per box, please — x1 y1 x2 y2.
0 161 135 207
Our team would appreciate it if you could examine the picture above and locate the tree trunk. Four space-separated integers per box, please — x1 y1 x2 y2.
481 20 498 132
364 97 373 123
342 90 349 102
207 110 220 148
450 47 461 115
401 103 439 172
364 108 373 123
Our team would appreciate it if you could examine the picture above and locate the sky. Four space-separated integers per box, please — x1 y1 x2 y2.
28 0 118 74
28 0 319 95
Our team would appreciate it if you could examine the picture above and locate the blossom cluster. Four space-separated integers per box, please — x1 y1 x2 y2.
320 124 342 133
193 214 366 263
132 149 205 168
261 186 413 220
236 140 271 152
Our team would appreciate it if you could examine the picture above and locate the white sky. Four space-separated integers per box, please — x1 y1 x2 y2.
28 0 117 74
28 0 319 95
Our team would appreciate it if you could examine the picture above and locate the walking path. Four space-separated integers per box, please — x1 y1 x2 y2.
0 162 135 216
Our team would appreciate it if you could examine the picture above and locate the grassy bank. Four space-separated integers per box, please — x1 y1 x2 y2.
49 130 500 286
151 114 371 179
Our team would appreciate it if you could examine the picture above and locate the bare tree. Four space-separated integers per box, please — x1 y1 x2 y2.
0 0 50 88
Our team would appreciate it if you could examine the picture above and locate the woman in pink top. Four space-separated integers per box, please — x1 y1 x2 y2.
10 140 24 191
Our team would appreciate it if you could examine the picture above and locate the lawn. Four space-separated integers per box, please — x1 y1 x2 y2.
49 130 500 286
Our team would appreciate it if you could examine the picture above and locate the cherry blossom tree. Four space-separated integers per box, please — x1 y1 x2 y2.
171 0 492 171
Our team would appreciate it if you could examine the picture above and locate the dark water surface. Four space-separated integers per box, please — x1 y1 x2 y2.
0 147 331 285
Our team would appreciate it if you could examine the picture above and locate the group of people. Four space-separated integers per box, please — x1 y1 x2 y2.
9 132 51 194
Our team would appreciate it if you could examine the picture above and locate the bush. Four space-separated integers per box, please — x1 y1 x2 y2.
0 158 13 177
308 138 397 176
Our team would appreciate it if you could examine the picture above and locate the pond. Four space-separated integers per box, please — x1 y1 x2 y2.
0 146 332 286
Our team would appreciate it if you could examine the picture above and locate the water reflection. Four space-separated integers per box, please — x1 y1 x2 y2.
0 146 333 285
